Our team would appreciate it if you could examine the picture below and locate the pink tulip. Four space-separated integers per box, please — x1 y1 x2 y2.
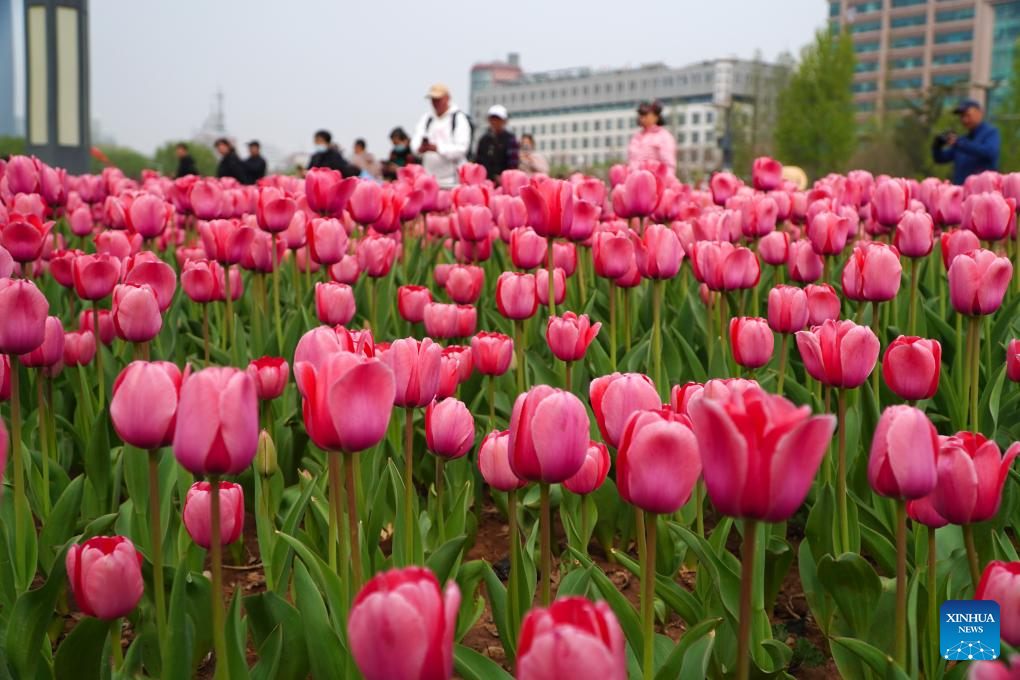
72 253 120 301
1 212 52 262
495 271 538 320
552 241 577 276
189 179 224 219
181 259 222 303
295 352 395 452
112 284 162 343
347 566 460 680
767 285 808 334
78 308 115 345
949 248 1013 316
398 285 432 324
941 228 981 270
349 181 384 225
742 194 778 238
689 241 759 291
123 253 177 311
635 223 683 279
841 242 902 302
425 398 475 460
804 283 840 326
423 302 461 339
183 481 244 548
509 385 589 483
6 156 40 194
806 211 850 255
936 184 964 226
882 336 941 401
787 239 824 283
330 254 361 285
963 192 1015 242
562 441 610 496
470 332 513 376
546 312 601 362
246 357 289 401
796 319 880 389
872 178 910 227
307 217 348 265
356 234 398 278
66 536 144 620
752 157 783 191
95 230 141 259
617 409 701 514
932 432 1019 525
590 372 661 448
893 210 934 258
759 230 790 266
975 562 1020 646
200 219 255 265
592 229 635 279
62 330 96 367
535 267 567 305
444 264 484 304
710 172 741 205
868 405 939 499
173 367 259 475
516 597 627 680
304 168 356 217
255 186 299 231
478 429 526 491
69 206 93 236
18 316 64 368
315 281 357 326
0 278 49 354
510 227 548 270
521 178 574 237
1009 339 1020 382
689 385 835 520
382 337 442 408
729 316 774 369
126 193 171 239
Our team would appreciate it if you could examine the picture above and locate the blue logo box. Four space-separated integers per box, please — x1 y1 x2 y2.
940 600 1000 661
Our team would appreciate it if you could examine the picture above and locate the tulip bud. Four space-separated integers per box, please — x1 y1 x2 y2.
882 336 941 401
397 285 432 324
66 536 144 620
256 429 278 477
315 281 357 326
1009 339 1020 382
183 481 245 549
767 284 808 334
729 316 774 369
246 356 289 401
425 398 475 460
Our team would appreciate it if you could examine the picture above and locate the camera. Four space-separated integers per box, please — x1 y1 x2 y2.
935 131 953 146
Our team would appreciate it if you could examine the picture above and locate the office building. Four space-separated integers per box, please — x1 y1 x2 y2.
469 55 788 179
828 0 1020 117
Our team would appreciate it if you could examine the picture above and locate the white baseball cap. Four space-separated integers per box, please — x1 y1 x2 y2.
487 104 509 120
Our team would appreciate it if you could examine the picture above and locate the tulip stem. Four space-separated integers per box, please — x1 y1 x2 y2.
202 305 211 363
836 389 850 554
148 450 168 664
224 264 235 365
580 494 591 552
36 373 50 517
344 451 362 588
652 280 664 394
434 456 445 541
547 241 556 318
695 481 705 540
109 619 123 671
871 301 881 404
327 452 340 573
963 524 981 592
908 257 919 335
894 500 907 669
404 408 416 564
642 511 657 680
927 526 938 670
563 361 572 392
369 277 378 332
10 360 27 589
507 488 521 637
623 288 632 353
539 483 552 606
487 375 496 430
208 475 228 680
776 334 789 396
513 320 526 394
706 298 714 374
736 519 757 680
609 282 617 371
969 317 981 432
93 302 105 408
272 235 283 353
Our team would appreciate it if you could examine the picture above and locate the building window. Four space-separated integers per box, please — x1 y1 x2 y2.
935 29 973 43
594 84 600 94
592 137 599 148
849 20 882 33
830 1 840 17
856 41 880 53
932 73 968 85
539 124 546 134
677 113 686 125
853 1 882 12
677 131 686 144
856 60 879 73
572 122 578 132
889 56 924 69
889 77 923 89
891 0 926 6
936 8 975 22
706 131 715 143
594 120 601 131
571 139 578 149
617 135 625 146
706 111 714 123
890 35 926 48
582 121 589 132
891 14 927 28
692 112 701 124
582 138 589 148
605 136 613 147
932 51 971 66
856 101 877 111
852 80 879 92
692 131 700 143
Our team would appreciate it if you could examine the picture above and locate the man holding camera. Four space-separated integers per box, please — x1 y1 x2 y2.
933 99 1000 185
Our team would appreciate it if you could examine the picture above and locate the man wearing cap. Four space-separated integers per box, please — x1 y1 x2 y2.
475 105 519 183
933 99 1000 185
243 140 267 184
411 84 473 188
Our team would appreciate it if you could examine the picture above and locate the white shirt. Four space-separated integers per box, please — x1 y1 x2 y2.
411 104 471 188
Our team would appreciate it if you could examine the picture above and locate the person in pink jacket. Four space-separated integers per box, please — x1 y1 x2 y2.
627 100 677 176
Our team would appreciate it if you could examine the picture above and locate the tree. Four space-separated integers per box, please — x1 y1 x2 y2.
153 140 218 177
996 37 1020 172
775 29 857 180
90 145 156 179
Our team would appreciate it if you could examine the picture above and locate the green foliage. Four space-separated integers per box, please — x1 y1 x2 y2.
0 135 26 158
153 140 218 177
996 37 1020 172
90 144 157 179
775 29 857 180
731 50 793 179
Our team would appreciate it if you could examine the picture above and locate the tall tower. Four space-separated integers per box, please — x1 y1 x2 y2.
0 0 18 136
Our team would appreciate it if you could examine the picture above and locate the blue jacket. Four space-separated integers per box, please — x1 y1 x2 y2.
933 122 1001 185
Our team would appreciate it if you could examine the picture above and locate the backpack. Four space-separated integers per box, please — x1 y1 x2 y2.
425 110 476 162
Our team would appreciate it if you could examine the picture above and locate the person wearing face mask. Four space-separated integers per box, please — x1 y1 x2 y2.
627 100 676 176
518 133 549 176
305 129 360 178
384 127 418 180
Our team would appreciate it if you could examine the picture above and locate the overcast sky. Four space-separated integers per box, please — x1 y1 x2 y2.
14 0 827 163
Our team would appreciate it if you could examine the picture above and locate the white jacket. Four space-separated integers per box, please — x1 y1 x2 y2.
411 104 471 188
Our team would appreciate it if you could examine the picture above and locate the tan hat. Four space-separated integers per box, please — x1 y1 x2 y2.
426 83 450 99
